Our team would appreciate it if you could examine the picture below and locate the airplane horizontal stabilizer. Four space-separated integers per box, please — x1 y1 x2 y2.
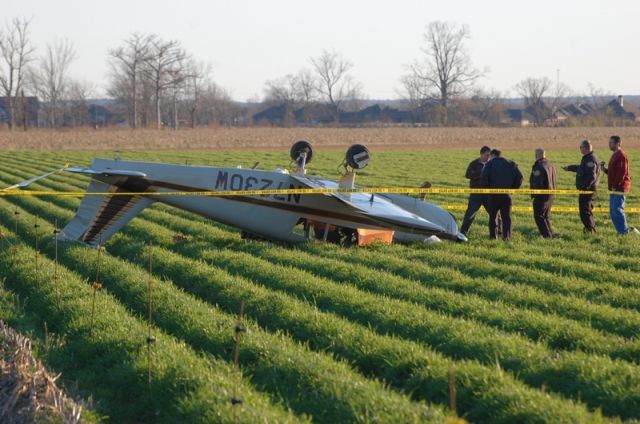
1 167 67 191
58 179 153 246
65 167 147 178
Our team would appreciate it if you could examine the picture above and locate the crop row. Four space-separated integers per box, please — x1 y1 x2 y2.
229 240 640 347
87 211 640 420
0 176 613 422
2 185 638 421
0 225 303 423
1 164 637 358
0 197 451 423
8 152 636 269
2 154 636 420
3 160 639 347
6 154 640 317
404 243 640 292
131 207 640 340
2 160 639 353
0 163 637 354
298 244 640 339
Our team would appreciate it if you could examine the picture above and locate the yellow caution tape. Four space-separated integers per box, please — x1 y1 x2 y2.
2 187 637 212
1 180 638 212
440 205 640 213
0 187 597 197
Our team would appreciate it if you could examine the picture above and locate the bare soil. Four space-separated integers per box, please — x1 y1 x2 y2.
1 127 639 151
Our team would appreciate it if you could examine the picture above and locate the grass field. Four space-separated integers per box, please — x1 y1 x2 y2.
0 132 639 423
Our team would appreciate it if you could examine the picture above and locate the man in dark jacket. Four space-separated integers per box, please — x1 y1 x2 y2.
460 146 501 235
562 140 600 233
480 149 524 240
530 148 557 238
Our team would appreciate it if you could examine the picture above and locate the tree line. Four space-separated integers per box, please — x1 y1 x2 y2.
0 18 238 129
0 18 632 130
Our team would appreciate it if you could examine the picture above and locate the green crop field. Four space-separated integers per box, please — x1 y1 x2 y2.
0 146 639 423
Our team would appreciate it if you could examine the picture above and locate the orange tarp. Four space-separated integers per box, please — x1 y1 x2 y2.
356 228 394 246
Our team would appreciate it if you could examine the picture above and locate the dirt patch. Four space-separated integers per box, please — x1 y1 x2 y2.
1 127 639 152
0 321 86 424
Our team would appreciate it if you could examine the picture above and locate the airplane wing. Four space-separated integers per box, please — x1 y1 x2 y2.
291 175 456 238
58 175 154 246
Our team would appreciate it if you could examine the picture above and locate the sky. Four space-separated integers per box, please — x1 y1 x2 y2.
4 0 640 101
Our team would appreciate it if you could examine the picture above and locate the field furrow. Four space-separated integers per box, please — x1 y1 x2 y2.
1 164 639 354
0 180 614 422
0 199 449 423
3 162 639 344
2 149 638 422
0 226 304 423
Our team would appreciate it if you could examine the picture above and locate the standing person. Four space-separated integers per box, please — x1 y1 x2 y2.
601 135 639 235
530 148 557 238
562 140 600 233
460 146 501 235
480 149 524 240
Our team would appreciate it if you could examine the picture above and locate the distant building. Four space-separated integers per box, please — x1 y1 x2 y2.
254 96 639 127
0 96 40 128
253 103 413 126
339 104 413 125
555 103 594 121
252 105 288 125
505 109 534 127
603 95 636 120
88 104 113 128
506 96 638 126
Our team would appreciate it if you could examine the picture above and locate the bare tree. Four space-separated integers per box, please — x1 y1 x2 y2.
471 88 505 126
0 17 35 130
262 69 320 126
106 71 128 101
182 59 211 127
296 69 318 105
311 50 362 123
514 77 552 126
138 75 155 128
550 79 571 115
67 79 94 127
514 76 569 126
264 74 302 126
143 37 190 129
199 82 239 126
585 82 613 110
108 33 154 128
400 72 437 122
404 21 481 124
30 38 76 127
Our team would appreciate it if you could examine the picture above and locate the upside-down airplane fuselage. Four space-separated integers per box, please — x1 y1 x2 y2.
56 157 466 246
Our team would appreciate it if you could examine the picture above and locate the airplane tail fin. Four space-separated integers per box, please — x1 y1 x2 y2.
58 179 153 246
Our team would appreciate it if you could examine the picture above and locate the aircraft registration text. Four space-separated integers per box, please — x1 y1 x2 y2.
214 171 301 203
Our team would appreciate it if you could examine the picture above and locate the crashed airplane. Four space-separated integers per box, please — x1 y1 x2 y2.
11 141 467 246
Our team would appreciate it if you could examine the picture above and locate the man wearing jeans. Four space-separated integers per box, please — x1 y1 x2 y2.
602 135 639 235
